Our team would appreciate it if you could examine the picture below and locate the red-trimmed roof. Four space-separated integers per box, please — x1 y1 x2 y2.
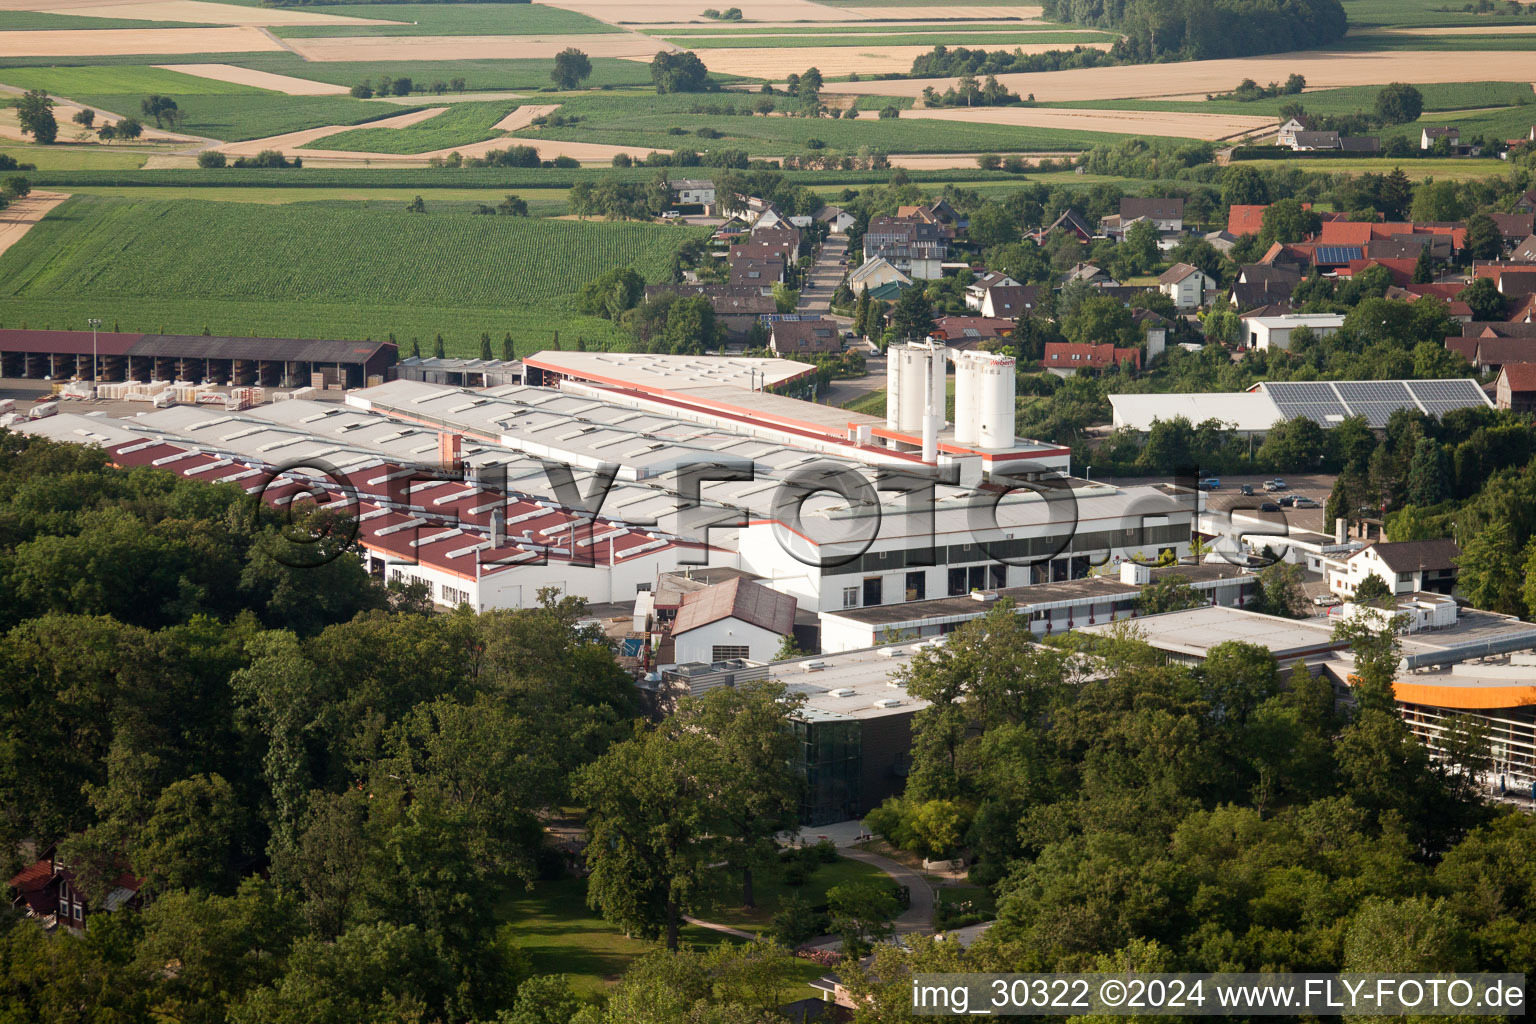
1043 342 1140 370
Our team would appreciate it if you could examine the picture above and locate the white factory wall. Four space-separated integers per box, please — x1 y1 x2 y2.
672 617 785 666
365 544 685 610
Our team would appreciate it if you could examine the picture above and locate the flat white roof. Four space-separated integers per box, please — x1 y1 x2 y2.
1245 313 1346 329
1109 392 1282 433
525 351 814 393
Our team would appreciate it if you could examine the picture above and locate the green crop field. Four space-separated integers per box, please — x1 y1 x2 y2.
1051 82 1536 118
271 3 622 37
0 145 159 171
0 65 267 97
1233 156 1519 182
0 11 210 30
1341 0 1536 30
311 100 519 154
0 196 704 356
656 22 1095 36
1339 32 1536 52
77 93 427 143
505 91 1173 155
55 185 571 214
660 31 1116 47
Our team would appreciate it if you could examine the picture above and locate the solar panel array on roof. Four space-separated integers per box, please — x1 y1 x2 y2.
1316 246 1364 264
1258 378 1491 427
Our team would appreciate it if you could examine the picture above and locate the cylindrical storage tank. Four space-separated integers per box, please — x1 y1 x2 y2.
885 345 903 431
898 346 926 432
928 344 946 425
953 353 979 445
978 355 1017 449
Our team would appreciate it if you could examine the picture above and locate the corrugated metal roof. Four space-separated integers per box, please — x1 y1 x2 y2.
0 328 143 356
128 334 393 364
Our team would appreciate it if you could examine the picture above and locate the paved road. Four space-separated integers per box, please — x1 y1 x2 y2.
841 847 934 935
798 235 848 314
819 359 886 410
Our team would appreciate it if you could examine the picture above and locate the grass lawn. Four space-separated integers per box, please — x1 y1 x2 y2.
703 855 890 935
933 884 997 928
497 877 826 999
273 2 621 37
843 388 886 416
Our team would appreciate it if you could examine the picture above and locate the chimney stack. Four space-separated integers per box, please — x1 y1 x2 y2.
1335 517 1347 545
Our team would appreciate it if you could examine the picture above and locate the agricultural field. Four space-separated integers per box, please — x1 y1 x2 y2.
0 196 704 355
310 99 521 154
512 91 1167 155
269 3 623 37
657 30 1115 47
1230 155 1526 182
1046 81 1536 118
51 185 572 214
0 144 162 170
0 10 212 30
1341 0 1536 31
0 64 267 97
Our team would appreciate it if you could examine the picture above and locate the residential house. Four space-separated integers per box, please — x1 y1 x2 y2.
1326 539 1461 598
670 178 716 209
1365 234 1451 261
1203 229 1238 255
1497 363 1536 412
1157 262 1216 311
1516 189 1536 215
1033 208 1094 244
1229 264 1302 311
1108 197 1185 240
964 271 1019 311
1043 342 1140 377
1339 257 1419 287
669 577 796 666
769 318 841 357
9 848 145 932
1513 234 1536 263
847 257 911 299
1061 262 1117 287
1492 213 1536 254
862 215 949 280
1445 333 1536 374
645 284 779 343
1472 262 1536 297
1421 126 1461 150
1276 117 1307 147
1292 130 1341 151
730 256 785 290
815 205 855 233
979 284 1038 319
734 235 797 266
1242 312 1345 351
1224 203 1313 238
931 315 1015 348
1338 136 1380 153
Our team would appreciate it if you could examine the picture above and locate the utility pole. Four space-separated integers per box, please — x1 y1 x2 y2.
87 318 101 385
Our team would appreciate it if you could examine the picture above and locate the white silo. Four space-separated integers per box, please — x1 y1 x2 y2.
889 342 938 433
952 352 981 445
977 354 1017 449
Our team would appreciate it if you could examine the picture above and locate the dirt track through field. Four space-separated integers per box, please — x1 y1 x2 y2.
492 104 560 131
898 105 1274 141
0 190 68 259
689 40 1111 76
0 26 285 57
154 63 350 96
284 32 668 62
0 0 402 25
818 48 1536 101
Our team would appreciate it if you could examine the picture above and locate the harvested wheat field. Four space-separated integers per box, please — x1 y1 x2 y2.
899 105 1275 141
694 40 1111 77
535 0 859 23
492 104 560 131
285 32 667 62
288 135 664 164
217 108 449 157
819 49 1536 101
830 5 1044 19
888 151 1054 169
154 64 350 96
0 26 284 58
0 190 68 258
0 0 401 24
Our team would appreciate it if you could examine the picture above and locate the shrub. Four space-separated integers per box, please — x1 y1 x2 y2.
196 150 226 169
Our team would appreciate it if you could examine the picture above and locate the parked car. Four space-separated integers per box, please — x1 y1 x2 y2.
1293 496 1321 509
1277 495 1297 508
1198 477 1221 491
1312 595 1341 607
1263 478 1288 492
1238 484 1254 496
1258 502 1282 513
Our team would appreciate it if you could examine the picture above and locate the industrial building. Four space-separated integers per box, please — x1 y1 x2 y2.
0 329 396 389
1110 378 1494 434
